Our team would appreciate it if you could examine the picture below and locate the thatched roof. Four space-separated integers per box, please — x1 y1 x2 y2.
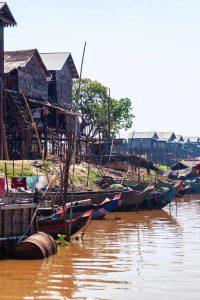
4 49 49 76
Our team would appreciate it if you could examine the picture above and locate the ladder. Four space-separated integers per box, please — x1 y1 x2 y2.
5 89 44 159
5 89 31 127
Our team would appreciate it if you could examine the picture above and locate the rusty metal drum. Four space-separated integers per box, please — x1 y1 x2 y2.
14 232 57 259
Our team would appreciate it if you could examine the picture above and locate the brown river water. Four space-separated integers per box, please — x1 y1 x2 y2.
0 196 200 300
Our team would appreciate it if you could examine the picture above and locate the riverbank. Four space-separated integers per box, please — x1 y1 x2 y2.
0 159 171 193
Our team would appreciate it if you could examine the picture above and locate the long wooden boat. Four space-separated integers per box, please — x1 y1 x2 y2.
139 183 179 210
35 186 153 217
38 210 92 238
125 180 190 197
63 186 153 215
92 194 121 219
51 195 121 220
156 180 190 197
117 185 154 211
37 188 153 206
186 180 200 194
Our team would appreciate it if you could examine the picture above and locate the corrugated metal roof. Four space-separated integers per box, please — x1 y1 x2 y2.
128 132 158 139
4 49 49 76
40 52 79 78
174 135 184 143
188 136 200 143
183 136 190 143
156 132 176 141
40 52 70 71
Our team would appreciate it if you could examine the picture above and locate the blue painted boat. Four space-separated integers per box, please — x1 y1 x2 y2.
51 195 121 221
139 183 179 210
186 180 200 194
92 194 121 220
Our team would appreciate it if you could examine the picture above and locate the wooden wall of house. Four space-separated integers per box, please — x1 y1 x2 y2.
49 62 73 110
4 55 48 101
48 71 57 104
128 138 158 149
4 69 18 91
18 55 48 101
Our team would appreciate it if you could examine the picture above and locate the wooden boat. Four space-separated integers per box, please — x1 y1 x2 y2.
138 182 179 210
186 180 200 194
117 185 154 211
92 194 121 219
157 179 190 197
51 195 120 220
38 210 92 238
55 186 152 215
52 194 122 220
13 184 154 219
36 187 153 207
126 179 190 197
36 187 153 218
167 165 200 194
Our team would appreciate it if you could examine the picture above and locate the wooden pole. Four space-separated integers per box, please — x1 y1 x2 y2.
4 163 8 195
21 160 24 177
44 114 48 159
2 123 8 160
12 160 15 177
20 89 44 160
0 25 4 160
59 165 65 211
107 88 111 157
67 42 87 242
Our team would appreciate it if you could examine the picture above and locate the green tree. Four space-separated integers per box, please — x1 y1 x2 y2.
72 78 134 138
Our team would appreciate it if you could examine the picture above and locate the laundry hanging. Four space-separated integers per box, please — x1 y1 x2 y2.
11 177 27 190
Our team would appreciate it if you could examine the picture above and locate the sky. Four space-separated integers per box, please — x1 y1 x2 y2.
4 0 200 137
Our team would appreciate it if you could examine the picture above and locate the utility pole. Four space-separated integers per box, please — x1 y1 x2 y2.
0 3 17 160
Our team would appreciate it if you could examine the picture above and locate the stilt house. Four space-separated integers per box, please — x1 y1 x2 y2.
4 50 78 160
4 49 49 101
40 52 79 110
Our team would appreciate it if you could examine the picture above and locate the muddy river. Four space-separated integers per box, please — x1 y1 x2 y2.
0 196 200 299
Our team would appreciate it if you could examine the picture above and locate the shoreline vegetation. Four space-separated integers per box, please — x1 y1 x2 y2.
0 159 169 192
1 159 198 192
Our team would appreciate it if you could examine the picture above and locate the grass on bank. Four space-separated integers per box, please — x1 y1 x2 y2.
0 160 101 191
157 165 169 171
0 160 47 178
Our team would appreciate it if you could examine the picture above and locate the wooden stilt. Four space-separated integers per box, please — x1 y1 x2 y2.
2 123 8 160
4 163 8 195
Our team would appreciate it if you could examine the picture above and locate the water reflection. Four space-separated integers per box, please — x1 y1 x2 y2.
0 202 200 300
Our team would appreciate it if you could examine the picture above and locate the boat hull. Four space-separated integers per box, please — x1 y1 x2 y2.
92 197 120 219
38 213 90 238
117 186 154 212
140 186 178 210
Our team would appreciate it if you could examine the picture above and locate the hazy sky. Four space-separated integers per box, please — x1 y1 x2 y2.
5 0 200 137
